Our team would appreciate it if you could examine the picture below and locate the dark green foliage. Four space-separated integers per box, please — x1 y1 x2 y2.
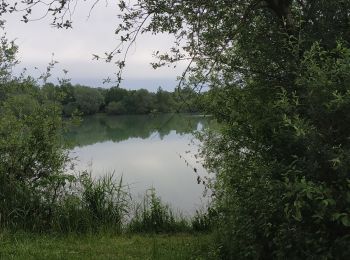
105 86 128 105
0 94 130 233
0 81 70 231
3 0 350 258
62 101 79 116
191 207 217 233
72 85 104 115
106 101 127 115
200 42 350 259
0 69 69 232
155 87 174 113
107 0 350 258
173 86 202 113
54 84 203 116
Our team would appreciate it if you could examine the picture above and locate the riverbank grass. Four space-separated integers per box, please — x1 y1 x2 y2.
0 232 214 259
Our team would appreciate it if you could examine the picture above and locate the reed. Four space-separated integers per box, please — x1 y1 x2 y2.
128 188 191 233
1 170 214 235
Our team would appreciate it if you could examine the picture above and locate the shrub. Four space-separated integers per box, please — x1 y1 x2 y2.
201 43 350 259
0 85 71 231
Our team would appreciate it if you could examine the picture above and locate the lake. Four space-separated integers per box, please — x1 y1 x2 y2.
66 114 212 215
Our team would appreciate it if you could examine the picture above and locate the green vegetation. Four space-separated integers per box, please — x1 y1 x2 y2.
2 0 350 259
0 233 214 259
0 37 71 232
129 188 190 233
0 31 212 258
45 83 204 117
113 0 350 258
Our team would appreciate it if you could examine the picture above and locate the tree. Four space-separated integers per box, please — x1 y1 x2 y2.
155 87 175 113
105 87 128 105
0 36 72 231
3 0 350 258
73 85 104 115
114 1 350 258
133 89 155 114
0 35 18 84
106 100 127 115
173 86 201 113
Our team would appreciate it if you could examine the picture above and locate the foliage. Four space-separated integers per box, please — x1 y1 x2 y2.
155 87 174 113
0 80 71 231
199 8 350 260
106 100 127 115
49 84 203 116
191 206 217 233
3 0 350 258
107 0 350 258
105 86 128 105
128 188 190 233
72 85 104 115
0 35 18 83
0 35 130 234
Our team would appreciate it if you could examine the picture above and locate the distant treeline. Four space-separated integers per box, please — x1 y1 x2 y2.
42 83 204 116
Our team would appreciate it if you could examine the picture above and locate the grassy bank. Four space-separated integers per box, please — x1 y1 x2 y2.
0 232 215 259
0 173 215 258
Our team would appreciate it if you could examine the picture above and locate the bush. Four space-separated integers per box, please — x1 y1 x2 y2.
0 84 71 231
201 43 350 259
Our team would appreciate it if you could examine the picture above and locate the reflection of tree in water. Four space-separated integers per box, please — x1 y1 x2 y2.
65 114 211 148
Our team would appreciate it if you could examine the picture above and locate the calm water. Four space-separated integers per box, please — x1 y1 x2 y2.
66 114 211 215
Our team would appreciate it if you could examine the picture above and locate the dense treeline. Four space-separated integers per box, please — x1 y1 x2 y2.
42 83 203 116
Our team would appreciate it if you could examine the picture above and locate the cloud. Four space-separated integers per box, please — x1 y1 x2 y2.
3 1 186 90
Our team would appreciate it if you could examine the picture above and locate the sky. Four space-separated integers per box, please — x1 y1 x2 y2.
3 1 185 91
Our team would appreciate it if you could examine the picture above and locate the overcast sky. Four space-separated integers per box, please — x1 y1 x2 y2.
3 1 185 91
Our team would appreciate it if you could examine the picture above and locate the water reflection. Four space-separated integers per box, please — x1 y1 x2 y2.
67 114 212 215
66 114 210 147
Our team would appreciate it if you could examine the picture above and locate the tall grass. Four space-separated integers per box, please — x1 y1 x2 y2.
0 171 131 234
128 188 190 233
51 171 131 234
1 170 214 234
191 206 217 232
